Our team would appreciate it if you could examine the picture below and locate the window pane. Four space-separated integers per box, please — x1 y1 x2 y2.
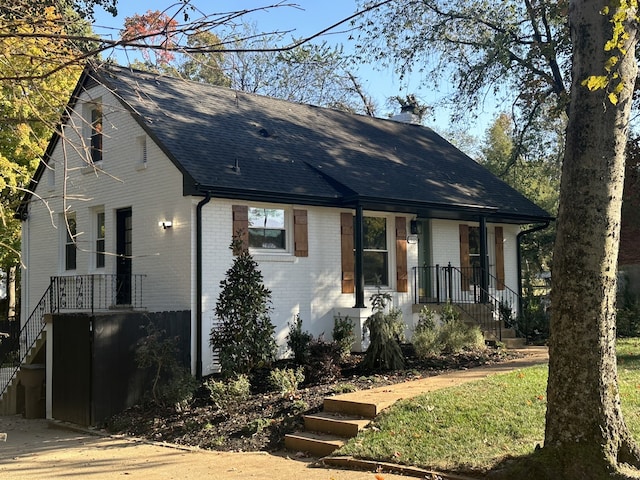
249 208 285 229
364 251 388 286
65 216 77 271
363 217 386 250
91 106 102 163
469 227 480 255
249 228 286 249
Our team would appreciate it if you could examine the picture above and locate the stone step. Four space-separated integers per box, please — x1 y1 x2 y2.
323 397 380 418
303 412 371 438
284 431 346 457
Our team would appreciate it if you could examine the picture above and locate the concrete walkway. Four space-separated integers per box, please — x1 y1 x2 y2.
330 346 549 415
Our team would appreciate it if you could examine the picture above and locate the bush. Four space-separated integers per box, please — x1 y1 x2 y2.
519 295 550 342
135 322 195 407
269 367 305 398
362 290 405 370
438 319 485 353
210 235 277 376
333 314 355 359
412 306 486 358
305 340 342 383
204 374 251 409
617 277 640 338
286 315 313 364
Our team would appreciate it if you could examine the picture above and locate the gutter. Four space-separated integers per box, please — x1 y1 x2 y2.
516 221 552 316
195 191 212 379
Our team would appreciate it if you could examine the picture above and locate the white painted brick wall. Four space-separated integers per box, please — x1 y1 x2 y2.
23 85 192 322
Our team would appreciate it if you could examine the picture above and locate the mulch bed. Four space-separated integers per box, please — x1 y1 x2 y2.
103 347 518 452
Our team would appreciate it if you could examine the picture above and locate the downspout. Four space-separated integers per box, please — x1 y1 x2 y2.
195 191 212 379
516 221 551 315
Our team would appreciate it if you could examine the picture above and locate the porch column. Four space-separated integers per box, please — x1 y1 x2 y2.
354 205 365 308
479 216 490 303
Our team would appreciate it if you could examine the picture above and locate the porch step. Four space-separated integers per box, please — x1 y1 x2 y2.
304 412 371 438
284 431 346 457
323 397 379 418
285 395 377 457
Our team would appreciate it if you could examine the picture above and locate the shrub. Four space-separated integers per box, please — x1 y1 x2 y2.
333 314 355 359
617 277 640 338
362 290 405 370
135 322 196 407
438 319 486 353
210 235 277 376
305 340 343 383
204 374 251 409
440 300 461 323
412 306 486 358
269 367 305 398
286 315 314 364
519 295 550 342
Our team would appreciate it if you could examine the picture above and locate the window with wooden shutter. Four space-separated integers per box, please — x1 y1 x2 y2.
396 217 408 292
459 224 471 291
231 205 249 255
495 226 505 290
293 209 308 257
340 212 355 294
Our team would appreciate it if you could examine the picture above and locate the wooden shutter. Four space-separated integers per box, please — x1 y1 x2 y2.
459 224 471 291
231 205 248 255
395 217 408 292
495 226 505 290
293 209 308 257
340 212 354 294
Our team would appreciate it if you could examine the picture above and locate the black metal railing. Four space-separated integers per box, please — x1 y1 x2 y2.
51 274 146 313
0 274 146 400
413 264 522 341
0 281 53 398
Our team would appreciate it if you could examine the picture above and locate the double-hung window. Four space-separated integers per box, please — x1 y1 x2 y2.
362 216 389 286
248 207 286 250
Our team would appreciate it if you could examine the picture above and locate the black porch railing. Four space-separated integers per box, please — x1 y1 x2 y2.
0 274 146 399
413 264 522 341
51 274 146 314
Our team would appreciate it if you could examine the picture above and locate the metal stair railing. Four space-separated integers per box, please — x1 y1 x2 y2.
0 280 54 398
413 264 523 342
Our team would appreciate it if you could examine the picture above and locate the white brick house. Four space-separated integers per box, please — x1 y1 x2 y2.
9 64 551 422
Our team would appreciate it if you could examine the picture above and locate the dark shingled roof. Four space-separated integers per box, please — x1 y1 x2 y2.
22 64 553 224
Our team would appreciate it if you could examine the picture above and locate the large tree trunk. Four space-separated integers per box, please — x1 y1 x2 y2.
492 1 640 479
543 0 640 477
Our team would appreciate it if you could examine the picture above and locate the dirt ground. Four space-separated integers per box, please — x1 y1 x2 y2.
0 416 418 480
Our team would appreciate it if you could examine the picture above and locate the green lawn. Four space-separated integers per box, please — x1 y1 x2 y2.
337 338 640 474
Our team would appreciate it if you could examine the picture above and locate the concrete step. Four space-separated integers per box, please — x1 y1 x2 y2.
284 431 346 457
304 412 370 438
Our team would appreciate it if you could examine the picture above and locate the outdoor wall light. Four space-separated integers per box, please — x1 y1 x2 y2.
406 234 418 244
159 220 173 229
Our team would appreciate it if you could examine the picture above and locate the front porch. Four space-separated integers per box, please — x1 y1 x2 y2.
413 264 523 345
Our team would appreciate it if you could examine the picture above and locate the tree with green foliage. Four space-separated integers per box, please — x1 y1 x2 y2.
222 23 376 114
0 4 86 319
480 113 560 285
210 235 277 376
355 0 570 163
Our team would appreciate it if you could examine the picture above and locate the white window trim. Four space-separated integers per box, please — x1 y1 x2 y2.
92 207 106 271
247 205 293 257
361 213 394 290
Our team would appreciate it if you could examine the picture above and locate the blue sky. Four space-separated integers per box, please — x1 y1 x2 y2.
92 1 492 139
